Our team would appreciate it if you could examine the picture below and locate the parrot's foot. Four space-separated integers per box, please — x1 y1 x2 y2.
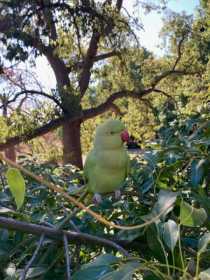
114 189 121 200
93 193 102 204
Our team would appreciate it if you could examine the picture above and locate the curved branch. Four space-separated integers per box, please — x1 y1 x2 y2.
0 116 66 151
0 216 129 257
172 35 185 71
151 69 198 88
0 70 197 152
79 0 124 98
0 90 62 109
83 88 153 120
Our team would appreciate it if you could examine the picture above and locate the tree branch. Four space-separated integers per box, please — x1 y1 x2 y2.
79 0 124 98
41 0 58 41
172 35 185 71
151 69 198 88
0 15 69 88
82 88 153 120
79 32 101 97
0 116 66 151
72 51 119 70
0 67 198 151
20 234 45 280
0 90 62 109
0 216 129 257
63 234 71 280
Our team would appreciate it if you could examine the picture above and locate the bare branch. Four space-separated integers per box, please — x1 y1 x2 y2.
79 0 124 98
41 0 57 41
71 51 119 71
0 216 129 257
151 69 198 88
93 51 119 63
116 0 123 10
172 35 186 71
0 116 67 151
0 69 198 152
0 15 69 88
0 90 62 109
20 234 45 280
82 88 152 120
79 32 101 97
63 234 71 280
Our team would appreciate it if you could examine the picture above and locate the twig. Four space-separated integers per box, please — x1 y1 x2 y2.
63 234 71 280
0 153 176 231
0 216 129 257
20 234 45 280
69 220 81 270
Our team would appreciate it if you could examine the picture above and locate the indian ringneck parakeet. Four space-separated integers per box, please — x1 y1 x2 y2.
84 119 130 203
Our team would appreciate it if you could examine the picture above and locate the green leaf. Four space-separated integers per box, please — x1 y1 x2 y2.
72 265 113 280
162 219 179 251
191 159 205 188
72 254 118 280
180 201 207 227
117 228 144 242
146 225 165 262
6 168 26 210
198 233 210 254
199 268 210 280
152 190 178 219
100 261 140 280
83 254 118 268
141 191 178 223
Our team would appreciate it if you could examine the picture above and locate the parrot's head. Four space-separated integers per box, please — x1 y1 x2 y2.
94 119 130 149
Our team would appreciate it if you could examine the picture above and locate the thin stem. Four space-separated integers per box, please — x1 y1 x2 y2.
195 253 200 280
157 235 170 277
156 224 170 277
172 251 175 277
20 234 45 280
0 153 176 231
178 224 185 271
63 234 71 280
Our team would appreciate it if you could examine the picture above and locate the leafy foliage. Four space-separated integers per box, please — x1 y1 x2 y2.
6 168 25 210
0 98 210 279
0 1 210 279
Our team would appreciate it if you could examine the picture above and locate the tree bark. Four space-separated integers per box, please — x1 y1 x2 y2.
62 119 83 169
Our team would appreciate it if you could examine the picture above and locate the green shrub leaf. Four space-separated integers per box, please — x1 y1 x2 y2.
180 201 207 227
6 168 26 210
162 219 179 251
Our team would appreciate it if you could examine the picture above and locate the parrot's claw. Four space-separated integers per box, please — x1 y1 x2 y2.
93 193 102 204
114 189 121 200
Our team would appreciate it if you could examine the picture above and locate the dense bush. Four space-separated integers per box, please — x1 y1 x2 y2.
0 103 210 279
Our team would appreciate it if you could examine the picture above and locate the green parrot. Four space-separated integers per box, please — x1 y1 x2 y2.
83 119 130 203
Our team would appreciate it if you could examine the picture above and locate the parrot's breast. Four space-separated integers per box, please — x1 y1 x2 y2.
96 148 127 169
86 148 129 194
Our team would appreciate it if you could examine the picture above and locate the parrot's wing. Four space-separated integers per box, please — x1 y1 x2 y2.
83 150 96 184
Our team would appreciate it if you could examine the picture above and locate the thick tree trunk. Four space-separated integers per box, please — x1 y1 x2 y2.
62 119 83 169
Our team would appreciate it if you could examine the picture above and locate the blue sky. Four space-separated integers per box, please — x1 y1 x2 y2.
35 0 200 90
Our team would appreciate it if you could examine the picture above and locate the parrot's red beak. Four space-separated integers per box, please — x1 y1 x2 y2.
121 130 130 142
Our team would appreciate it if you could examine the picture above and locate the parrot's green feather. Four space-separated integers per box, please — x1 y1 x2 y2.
84 119 130 194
